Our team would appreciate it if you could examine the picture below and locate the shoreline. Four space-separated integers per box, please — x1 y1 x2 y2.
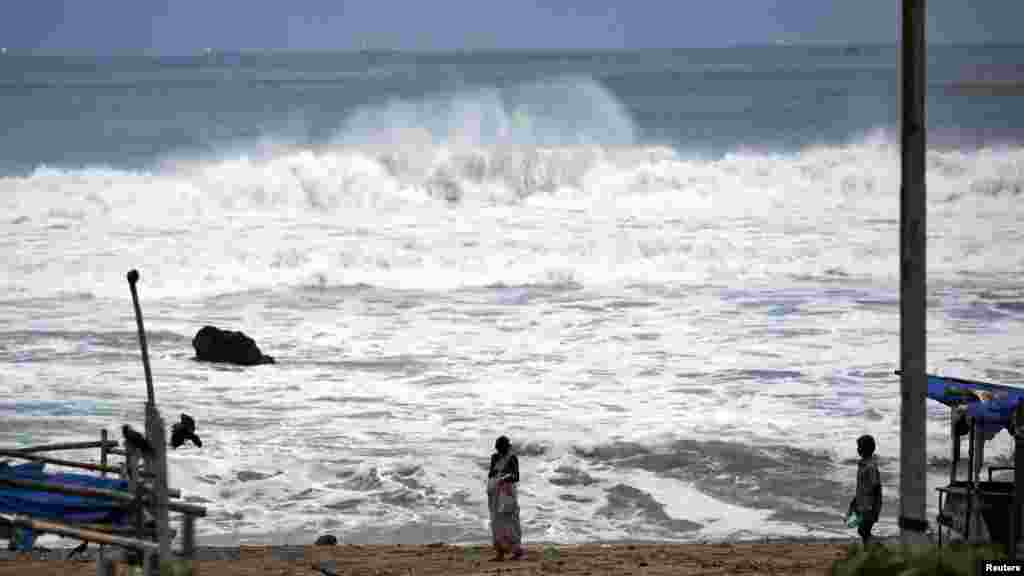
0 540 859 575
1 534 869 561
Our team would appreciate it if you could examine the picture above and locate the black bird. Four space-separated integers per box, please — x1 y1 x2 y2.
170 413 202 449
121 425 154 457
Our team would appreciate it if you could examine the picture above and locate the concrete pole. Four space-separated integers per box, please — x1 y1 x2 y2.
898 0 929 545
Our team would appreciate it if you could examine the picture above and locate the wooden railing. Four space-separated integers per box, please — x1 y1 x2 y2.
0 426 207 574
0 271 208 574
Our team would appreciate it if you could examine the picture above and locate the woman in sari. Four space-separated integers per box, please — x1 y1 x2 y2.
487 435 524 560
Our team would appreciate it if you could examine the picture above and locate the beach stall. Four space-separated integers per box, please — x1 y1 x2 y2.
0 271 207 575
926 373 1024 554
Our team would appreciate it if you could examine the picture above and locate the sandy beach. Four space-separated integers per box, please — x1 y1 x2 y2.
0 541 852 575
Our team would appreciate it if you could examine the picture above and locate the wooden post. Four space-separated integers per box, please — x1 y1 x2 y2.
974 420 986 480
968 422 976 485
1012 402 1024 559
146 403 171 564
966 420 976 542
126 449 143 541
100 430 109 479
183 515 196 558
898 0 929 545
1011 436 1022 558
143 550 155 576
126 270 155 406
99 429 108 572
127 269 160 574
951 412 959 484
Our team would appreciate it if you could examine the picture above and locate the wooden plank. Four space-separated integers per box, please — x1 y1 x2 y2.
0 449 164 484
898 0 929 545
0 475 134 505
0 440 119 454
0 475 207 516
0 513 160 553
77 523 177 539
0 449 123 474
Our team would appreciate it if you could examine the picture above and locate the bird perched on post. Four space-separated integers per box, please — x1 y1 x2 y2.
170 413 202 449
121 424 154 457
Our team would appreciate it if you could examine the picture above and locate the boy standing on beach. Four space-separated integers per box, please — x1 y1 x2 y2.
849 434 882 545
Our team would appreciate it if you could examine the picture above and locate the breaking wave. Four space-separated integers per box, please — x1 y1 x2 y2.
2 77 1022 299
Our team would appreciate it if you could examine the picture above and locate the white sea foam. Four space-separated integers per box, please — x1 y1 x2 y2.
2 128 1022 301
2 78 1022 545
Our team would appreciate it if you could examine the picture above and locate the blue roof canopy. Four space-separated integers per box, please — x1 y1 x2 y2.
924 373 1024 437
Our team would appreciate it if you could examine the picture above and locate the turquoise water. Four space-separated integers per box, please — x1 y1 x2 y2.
2 46 1023 174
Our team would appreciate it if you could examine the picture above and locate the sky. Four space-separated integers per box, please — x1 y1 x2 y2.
1 1 1022 54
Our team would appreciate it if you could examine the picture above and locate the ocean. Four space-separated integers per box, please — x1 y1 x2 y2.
1 45 1023 545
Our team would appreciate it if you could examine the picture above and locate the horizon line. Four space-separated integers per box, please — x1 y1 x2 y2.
4 42 1023 58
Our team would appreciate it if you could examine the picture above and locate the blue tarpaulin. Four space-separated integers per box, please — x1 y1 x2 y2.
0 461 131 550
925 373 1024 437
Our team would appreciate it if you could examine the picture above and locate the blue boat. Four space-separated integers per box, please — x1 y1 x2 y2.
0 461 131 550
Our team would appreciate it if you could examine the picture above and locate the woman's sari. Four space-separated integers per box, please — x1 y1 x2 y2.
487 453 522 554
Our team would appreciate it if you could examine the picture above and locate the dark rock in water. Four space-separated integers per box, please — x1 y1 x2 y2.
192 325 275 366
315 534 338 546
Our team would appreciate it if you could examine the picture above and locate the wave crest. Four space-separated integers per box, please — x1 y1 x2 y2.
3 84 1023 298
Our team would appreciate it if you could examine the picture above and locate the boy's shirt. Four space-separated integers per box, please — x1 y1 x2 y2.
855 456 882 519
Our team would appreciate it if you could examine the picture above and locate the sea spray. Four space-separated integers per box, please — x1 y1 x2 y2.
3 137 1022 299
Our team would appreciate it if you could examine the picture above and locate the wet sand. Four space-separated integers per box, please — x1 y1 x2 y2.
0 541 852 575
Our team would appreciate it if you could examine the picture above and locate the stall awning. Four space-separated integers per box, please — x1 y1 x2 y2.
925 373 1024 438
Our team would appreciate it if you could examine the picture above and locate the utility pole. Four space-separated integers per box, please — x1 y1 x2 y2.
898 0 929 545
